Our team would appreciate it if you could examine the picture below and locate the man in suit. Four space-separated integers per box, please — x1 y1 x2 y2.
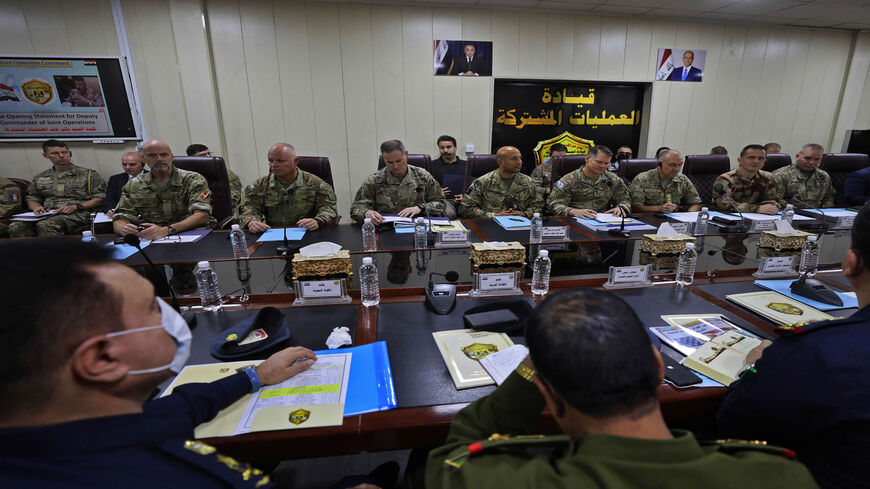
457 43 485 76
104 152 146 216
668 50 702 82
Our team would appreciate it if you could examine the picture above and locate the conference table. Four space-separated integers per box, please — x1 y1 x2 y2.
15 213 858 464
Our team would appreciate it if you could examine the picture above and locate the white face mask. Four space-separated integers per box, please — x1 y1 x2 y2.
107 297 192 374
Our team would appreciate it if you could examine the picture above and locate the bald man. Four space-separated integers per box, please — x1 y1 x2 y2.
104 151 147 216
459 146 544 218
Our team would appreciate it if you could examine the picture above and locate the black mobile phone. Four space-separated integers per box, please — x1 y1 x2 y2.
662 354 702 387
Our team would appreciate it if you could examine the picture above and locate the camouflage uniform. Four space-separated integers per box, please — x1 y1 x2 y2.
350 166 446 222
0 178 24 237
228 169 242 211
239 170 337 229
629 168 702 208
712 169 779 213
112 167 216 228
772 164 835 209
530 160 553 197
460 170 544 219
547 167 630 216
7 164 107 237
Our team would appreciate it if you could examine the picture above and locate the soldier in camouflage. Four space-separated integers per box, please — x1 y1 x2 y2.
8 140 106 238
350 139 446 224
0 177 24 237
629 149 702 213
113 139 215 240
530 143 567 197
240 143 337 232
186 144 243 211
712 144 779 214
547 145 630 218
772 143 835 209
460 146 544 219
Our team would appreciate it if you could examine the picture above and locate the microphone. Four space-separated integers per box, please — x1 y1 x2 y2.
415 186 435 245
790 196 831 231
277 188 295 255
712 189 749 232
428 270 459 290
124 233 180 311
89 211 97 235
790 271 843 306
607 213 631 238
425 270 459 314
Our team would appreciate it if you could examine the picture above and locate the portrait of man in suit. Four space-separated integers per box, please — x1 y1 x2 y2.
457 43 485 76
669 50 703 82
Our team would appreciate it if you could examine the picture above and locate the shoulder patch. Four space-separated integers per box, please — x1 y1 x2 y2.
444 433 571 469
199 189 212 201
703 439 796 459
555 180 565 189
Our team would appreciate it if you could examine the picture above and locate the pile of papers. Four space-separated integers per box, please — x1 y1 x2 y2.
573 213 656 232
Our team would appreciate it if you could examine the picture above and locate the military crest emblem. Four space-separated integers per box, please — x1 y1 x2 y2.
289 408 311 425
21 79 53 105
767 302 803 315
532 131 594 166
461 342 499 360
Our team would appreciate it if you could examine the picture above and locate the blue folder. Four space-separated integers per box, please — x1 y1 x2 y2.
106 241 150 260
316 341 396 416
256 227 307 242
493 215 530 229
754 279 858 311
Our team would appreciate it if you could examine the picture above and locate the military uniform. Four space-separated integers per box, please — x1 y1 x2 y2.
228 169 242 211
239 170 337 229
113 167 216 229
547 167 630 216
0 178 24 237
530 160 553 197
0 373 273 488
426 372 817 489
772 164 835 209
629 168 702 208
350 166 446 222
712 169 779 213
718 305 870 489
7 164 107 237
459 170 544 219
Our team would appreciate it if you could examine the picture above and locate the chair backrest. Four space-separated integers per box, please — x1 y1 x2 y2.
683 154 731 205
550 155 586 189
820 153 870 206
617 158 658 185
297 156 334 189
9 177 29 197
377 154 432 174
763 153 792 173
464 154 499 190
171 156 233 224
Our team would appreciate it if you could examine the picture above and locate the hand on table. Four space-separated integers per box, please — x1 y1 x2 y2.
568 208 597 219
364 210 384 225
398 206 422 218
248 221 271 233
256 346 317 386
297 218 319 231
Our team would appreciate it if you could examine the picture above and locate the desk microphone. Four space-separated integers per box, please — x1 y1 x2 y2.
712 189 749 233
607 213 631 238
123 233 180 311
426 270 459 314
415 186 435 245
790 271 843 307
790 196 831 231
277 188 295 256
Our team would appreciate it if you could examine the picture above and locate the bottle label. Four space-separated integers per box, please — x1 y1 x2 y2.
300 280 343 298
479 272 518 291
541 226 567 238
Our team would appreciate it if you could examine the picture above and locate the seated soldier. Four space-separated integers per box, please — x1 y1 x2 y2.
712 144 779 215
629 149 702 213
426 287 816 489
530 143 567 197
185 143 243 212
547 145 629 218
0 177 24 238
460 146 544 219
772 143 835 209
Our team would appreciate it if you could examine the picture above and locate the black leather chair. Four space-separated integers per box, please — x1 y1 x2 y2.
172 156 234 228
297 156 334 189
683 154 730 205
617 158 658 185
820 153 870 206
463 154 499 190
763 153 792 173
549 155 586 189
377 154 432 174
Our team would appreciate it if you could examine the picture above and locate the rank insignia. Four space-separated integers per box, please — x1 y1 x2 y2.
199 189 212 201
767 302 803 315
461 342 499 360
289 408 310 425
184 440 217 455
225 333 238 341
21 79 53 105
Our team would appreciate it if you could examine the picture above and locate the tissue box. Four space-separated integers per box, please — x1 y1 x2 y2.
291 250 353 280
756 247 802 259
640 234 696 256
759 230 811 251
638 251 679 271
470 242 527 269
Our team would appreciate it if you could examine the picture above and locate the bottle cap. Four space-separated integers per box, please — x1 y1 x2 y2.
533 213 540 218
197 260 211 270
539 249 549 257
701 207 708 212
364 218 371 223
231 224 241 231
685 242 695 249
362 257 373 265
82 231 93 237
785 204 793 210
807 235 817 242
416 217 425 223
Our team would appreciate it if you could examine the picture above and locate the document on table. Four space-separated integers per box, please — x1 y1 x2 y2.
479 344 529 385
148 229 211 244
664 211 734 223
11 210 56 221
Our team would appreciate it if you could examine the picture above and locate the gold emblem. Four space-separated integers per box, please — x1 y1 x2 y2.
183 440 216 455
21 79 53 105
289 408 311 425
225 333 238 341
461 342 499 360
532 131 594 166
767 302 803 315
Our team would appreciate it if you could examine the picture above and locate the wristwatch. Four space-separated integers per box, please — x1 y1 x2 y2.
167 225 178 236
418 204 426 212
76 203 85 211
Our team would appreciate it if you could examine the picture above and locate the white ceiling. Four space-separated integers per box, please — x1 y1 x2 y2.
316 0 870 30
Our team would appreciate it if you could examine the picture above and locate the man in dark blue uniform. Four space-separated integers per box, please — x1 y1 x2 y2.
717 202 870 489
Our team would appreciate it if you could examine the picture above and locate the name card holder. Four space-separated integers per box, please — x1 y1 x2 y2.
835 215 855 229
435 229 470 247
602 265 653 289
752 256 798 279
749 219 776 232
292 278 352 306
541 226 568 240
669 222 690 234
469 271 522 297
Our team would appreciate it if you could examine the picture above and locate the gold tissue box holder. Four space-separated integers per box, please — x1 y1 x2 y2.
470 242 527 269
640 234 696 256
291 250 353 280
758 230 811 251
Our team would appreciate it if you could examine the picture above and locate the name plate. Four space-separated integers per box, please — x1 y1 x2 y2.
300 280 342 298
669 222 689 234
479 272 518 291
761 256 795 273
439 229 468 242
750 219 776 232
603 265 651 289
541 226 568 239
837 215 855 229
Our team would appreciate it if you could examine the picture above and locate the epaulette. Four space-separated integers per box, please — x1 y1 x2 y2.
701 438 796 459
775 315 847 335
444 433 571 469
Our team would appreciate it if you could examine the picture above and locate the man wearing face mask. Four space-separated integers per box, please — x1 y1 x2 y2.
0 239 317 488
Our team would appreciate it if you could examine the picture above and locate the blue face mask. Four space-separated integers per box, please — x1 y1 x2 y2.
106 297 192 374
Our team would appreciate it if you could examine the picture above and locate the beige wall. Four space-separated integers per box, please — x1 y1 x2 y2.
0 0 863 218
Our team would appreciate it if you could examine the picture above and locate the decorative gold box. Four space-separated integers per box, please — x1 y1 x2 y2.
757 247 802 259
759 230 810 251
640 234 696 256
638 251 679 271
291 250 353 279
470 242 526 269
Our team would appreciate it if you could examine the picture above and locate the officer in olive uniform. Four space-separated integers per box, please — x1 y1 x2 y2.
240 143 337 232
7 140 106 237
772 143 835 209
547 145 630 218
113 139 215 240
459 146 544 219
629 149 702 213
0 177 24 237
350 139 446 224
712 144 780 214
426 287 816 489
530 143 567 197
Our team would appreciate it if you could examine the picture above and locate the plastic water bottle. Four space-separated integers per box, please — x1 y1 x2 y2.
362 218 377 251
230 224 251 282
676 242 697 286
195 261 223 312
694 207 709 236
531 249 551 295
81 230 95 243
799 235 820 277
359 256 380 306
414 216 427 249
782 204 794 224
530 213 543 243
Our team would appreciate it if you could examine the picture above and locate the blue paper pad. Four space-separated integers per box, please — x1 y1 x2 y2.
316 341 397 416
256 227 307 242
493 215 530 229
107 241 150 260
754 279 858 311
394 224 430 234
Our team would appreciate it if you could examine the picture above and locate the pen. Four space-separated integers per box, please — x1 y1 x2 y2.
508 217 526 222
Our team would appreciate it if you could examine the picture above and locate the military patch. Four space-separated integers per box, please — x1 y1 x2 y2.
461 342 499 360
199 189 212 201
289 408 310 425
555 180 566 189
21 78 53 105
225 333 239 341
767 302 803 315
183 440 217 455
8 192 19 202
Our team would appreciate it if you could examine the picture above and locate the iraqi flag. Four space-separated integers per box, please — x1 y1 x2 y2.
433 40 454 75
656 49 674 81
